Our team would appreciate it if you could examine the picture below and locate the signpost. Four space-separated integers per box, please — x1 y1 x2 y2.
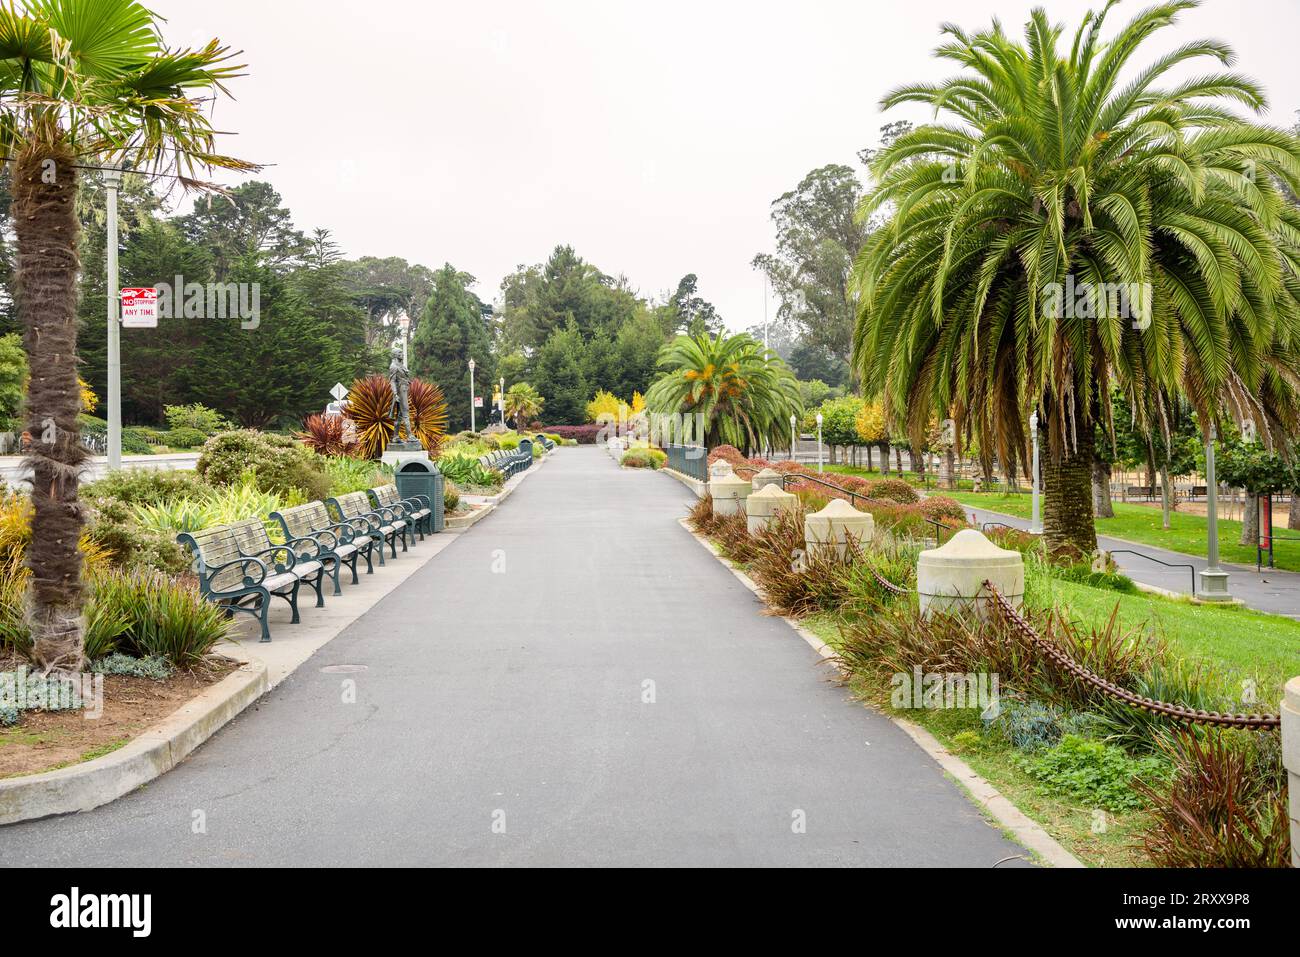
120 288 158 328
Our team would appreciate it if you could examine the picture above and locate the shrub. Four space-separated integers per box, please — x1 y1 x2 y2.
543 424 602 444
161 427 206 449
437 454 504 489
444 480 461 512
81 497 189 575
121 427 154 455
1018 734 1170 812
82 469 209 507
321 456 389 496
198 430 330 501
1137 730 1291 868
164 403 228 435
917 495 968 525
866 478 920 505
621 448 667 469
91 653 174 680
986 697 1101 753
102 569 234 666
130 477 290 535
707 445 746 466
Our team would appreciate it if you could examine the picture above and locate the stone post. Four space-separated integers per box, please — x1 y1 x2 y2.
746 483 798 535
709 459 734 480
751 468 784 492
917 529 1023 618
1283 676 1300 867
804 499 874 560
709 471 752 517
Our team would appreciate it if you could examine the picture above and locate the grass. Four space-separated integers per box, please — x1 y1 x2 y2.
946 491 1300 572
1029 573 1300 702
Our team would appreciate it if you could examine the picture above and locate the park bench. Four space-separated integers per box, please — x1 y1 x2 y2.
367 484 433 539
327 490 408 562
271 501 375 594
177 525 305 643
479 446 531 478
535 433 555 451
1126 485 1157 501
229 517 327 610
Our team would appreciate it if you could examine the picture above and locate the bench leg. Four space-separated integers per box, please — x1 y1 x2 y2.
345 551 360 584
254 588 272 642
374 533 386 566
329 557 343 596
361 543 374 575
308 567 326 607
387 531 398 559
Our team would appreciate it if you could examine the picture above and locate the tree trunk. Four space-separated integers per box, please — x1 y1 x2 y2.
1289 491 1300 531
1092 456 1114 518
944 448 956 488
1159 462 1172 530
881 442 891 476
1043 409 1098 560
14 143 88 674
1240 491 1259 547
911 447 924 479
895 447 903 473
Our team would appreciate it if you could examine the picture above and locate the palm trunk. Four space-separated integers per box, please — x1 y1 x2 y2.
1091 456 1114 518
880 442 891 476
1240 491 1259 547
1289 490 1300 531
944 448 956 489
911 446 925 481
1159 462 1172 530
14 143 87 674
1043 406 1098 560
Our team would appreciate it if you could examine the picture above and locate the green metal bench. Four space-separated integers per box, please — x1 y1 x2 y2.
270 501 374 595
535 433 555 451
327 491 408 563
177 525 302 643
229 517 327 611
367 484 433 539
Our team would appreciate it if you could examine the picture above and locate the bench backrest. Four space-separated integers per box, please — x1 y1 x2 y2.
372 484 401 508
177 525 245 593
274 501 333 540
229 517 275 558
331 491 374 520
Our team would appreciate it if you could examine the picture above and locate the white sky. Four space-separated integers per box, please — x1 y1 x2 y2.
151 0 1300 331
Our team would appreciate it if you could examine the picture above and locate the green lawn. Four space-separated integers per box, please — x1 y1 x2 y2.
945 491 1298 572
1028 574 1300 701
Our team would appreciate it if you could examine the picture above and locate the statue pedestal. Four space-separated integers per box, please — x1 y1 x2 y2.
382 444 427 470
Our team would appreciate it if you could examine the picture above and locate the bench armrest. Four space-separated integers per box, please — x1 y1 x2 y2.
201 555 270 591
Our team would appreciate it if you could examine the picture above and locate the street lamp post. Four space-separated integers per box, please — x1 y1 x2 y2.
790 413 797 462
104 164 123 470
815 413 824 474
1029 410 1042 535
499 376 505 427
1199 422 1232 601
468 358 476 433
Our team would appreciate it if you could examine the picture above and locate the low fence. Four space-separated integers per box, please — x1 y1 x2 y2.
664 445 708 483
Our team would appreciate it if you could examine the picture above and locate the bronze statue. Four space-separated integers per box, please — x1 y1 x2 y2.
388 342 415 447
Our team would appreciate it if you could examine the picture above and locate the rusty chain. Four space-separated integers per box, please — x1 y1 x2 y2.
861 566 1280 730
982 580 1280 730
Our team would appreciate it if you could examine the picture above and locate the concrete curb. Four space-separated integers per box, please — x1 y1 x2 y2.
660 467 708 499
677 517 1084 869
0 654 268 825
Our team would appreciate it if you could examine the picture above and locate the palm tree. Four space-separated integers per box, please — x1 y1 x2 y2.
645 332 803 456
504 382 544 431
0 0 254 671
853 0 1300 557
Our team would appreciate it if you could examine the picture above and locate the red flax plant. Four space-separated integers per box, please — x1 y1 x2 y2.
0 1 256 673
296 414 357 457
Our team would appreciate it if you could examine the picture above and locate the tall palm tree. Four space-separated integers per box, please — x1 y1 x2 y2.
646 332 802 456
504 382 544 431
0 0 254 672
852 0 1300 557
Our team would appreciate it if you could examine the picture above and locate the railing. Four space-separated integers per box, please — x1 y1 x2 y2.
1107 548 1196 597
664 445 708 483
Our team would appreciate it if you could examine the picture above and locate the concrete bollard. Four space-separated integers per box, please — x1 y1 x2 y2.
751 467 784 492
917 528 1024 618
709 471 752 517
746 483 798 535
804 499 874 560
709 459 734 480
1284 676 1300 867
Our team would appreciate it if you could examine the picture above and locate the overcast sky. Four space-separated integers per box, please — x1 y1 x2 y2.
151 0 1300 331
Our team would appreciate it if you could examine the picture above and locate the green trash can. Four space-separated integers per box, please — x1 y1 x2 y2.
395 457 444 533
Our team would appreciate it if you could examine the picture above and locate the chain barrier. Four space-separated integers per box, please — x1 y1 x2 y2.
982 580 1280 730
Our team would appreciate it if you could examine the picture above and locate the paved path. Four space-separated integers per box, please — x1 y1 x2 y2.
0 452 197 489
1 448 1028 866
963 505 1300 619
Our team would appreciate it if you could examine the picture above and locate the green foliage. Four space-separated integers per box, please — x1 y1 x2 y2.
163 403 228 435
1019 735 1170 812
0 331 26 426
121 428 155 455
504 382 544 430
410 264 494 432
1215 436 1295 495
197 430 330 501
321 456 390 496
621 447 667 469
83 469 210 507
438 454 504 489
987 698 1101 753
162 427 206 449
94 570 234 667
443 480 461 512
815 395 864 447
130 477 290 535
531 321 590 424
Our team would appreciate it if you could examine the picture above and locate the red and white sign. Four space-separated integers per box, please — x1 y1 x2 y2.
474 396 484 408
121 287 158 328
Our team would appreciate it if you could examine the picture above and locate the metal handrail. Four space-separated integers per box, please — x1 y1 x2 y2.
1106 548 1196 597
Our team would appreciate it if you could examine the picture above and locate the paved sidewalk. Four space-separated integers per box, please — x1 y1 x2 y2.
0 447 1030 866
963 505 1300 619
